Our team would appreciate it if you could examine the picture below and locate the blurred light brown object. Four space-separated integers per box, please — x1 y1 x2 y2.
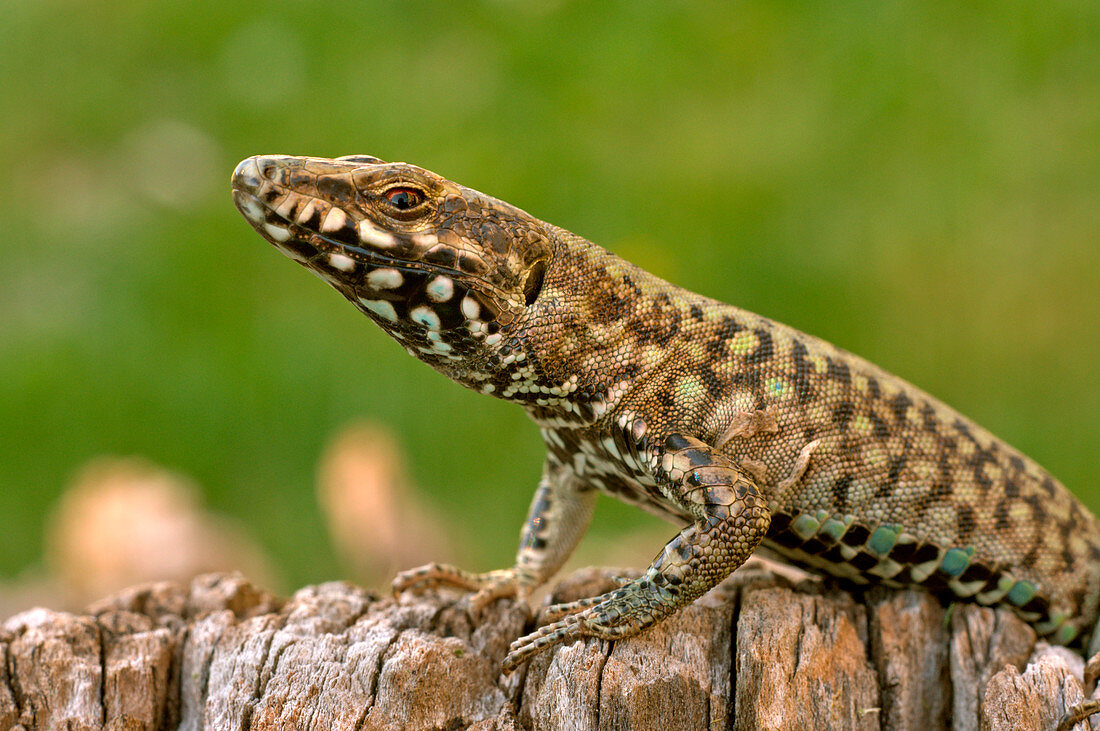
45 457 277 607
317 421 454 587
0 575 67 620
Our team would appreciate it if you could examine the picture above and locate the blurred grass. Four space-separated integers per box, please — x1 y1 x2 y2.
1 0 1097 589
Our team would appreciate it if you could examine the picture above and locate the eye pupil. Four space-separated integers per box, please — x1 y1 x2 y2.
385 187 422 210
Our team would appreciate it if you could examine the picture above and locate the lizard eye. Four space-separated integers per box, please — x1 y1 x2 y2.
383 187 424 211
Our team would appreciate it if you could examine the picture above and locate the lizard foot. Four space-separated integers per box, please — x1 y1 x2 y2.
1057 699 1100 731
540 586 626 622
392 563 529 617
501 581 654 673
1057 649 1100 730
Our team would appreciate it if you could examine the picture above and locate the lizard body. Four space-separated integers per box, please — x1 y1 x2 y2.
232 154 1100 671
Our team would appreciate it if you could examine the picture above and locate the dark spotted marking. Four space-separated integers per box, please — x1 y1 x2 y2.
790 338 814 403
1019 594 1051 617
956 504 977 541
717 316 743 339
920 402 938 432
868 412 890 441
800 537 829 556
704 338 727 360
929 481 952 500
848 551 879 571
889 392 912 423
833 401 855 430
700 366 725 400
865 376 882 400
832 474 853 513
887 454 906 485
746 328 774 365
886 540 919 564
958 561 995 584
423 246 458 268
842 524 872 548
915 571 951 594
826 357 851 387
907 543 941 565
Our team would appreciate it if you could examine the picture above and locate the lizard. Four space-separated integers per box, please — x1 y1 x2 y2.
231 153 1100 675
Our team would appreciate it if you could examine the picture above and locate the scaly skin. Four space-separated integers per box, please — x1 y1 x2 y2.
232 154 1100 673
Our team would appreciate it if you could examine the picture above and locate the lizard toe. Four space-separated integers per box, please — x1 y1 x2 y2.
467 578 522 618
503 613 588 673
541 594 604 622
503 593 654 672
392 562 466 596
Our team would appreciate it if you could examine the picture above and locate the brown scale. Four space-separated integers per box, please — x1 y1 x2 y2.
232 154 1100 671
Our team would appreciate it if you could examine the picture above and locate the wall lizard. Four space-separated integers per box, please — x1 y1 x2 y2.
232 154 1100 675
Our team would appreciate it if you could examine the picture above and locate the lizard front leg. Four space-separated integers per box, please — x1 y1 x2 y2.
393 457 596 615
502 433 770 672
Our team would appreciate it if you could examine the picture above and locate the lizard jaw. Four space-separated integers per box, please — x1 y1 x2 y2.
231 156 322 264
232 155 513 368
231 156 424 303
232 155 462 279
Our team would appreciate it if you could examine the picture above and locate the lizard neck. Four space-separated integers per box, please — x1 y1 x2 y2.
484 227 705 427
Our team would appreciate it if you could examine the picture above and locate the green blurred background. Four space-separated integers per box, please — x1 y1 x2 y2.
1 0 1098 591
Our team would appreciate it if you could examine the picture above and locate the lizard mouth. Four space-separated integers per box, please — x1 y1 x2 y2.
233 156 463 279
231 183 469 300
232 156 508 334
231 188 326 263
231 156 360 269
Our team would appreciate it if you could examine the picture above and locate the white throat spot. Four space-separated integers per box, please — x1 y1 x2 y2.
327 253 356 272
410 306 441 330
263 222 291 242
426 276 454 302
460 296 481 320
359 298 398 322
366 268 404 290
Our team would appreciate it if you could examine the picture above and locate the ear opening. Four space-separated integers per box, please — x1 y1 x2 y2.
523 260 547 306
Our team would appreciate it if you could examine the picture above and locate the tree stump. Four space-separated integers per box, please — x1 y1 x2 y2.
1 561 1096 730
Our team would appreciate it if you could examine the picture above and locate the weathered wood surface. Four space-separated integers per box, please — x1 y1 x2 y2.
1 562 1097 730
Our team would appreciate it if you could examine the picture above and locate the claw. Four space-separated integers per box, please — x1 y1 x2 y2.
503 614 588 673
501 590 653 673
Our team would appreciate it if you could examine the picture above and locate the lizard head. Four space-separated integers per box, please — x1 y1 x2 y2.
231 154 552 386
